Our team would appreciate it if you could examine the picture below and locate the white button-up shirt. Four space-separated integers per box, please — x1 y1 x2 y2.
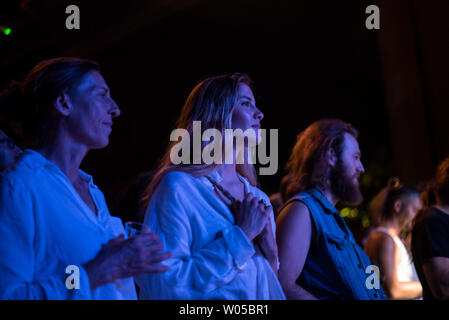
136 170 286 300
0 149 137 300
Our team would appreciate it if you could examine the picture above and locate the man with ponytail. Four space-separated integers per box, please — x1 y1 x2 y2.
276 119 386 300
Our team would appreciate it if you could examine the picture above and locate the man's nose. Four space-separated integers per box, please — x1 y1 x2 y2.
358 162 365 174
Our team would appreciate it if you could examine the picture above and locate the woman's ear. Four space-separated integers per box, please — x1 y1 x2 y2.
393 199 403 214
327 148 337 167
54 93 72 117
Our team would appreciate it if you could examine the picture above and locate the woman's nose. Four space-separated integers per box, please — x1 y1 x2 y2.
109 98 121 118
255 107 264 121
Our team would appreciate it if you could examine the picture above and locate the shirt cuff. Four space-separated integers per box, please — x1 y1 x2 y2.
221 226 255 270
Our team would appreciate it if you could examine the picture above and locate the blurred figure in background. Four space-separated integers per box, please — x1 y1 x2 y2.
412 157 449 300
420 182 436 210
0 89 23 171
365 177 422 299
404 182 437 252
0 129 22 172
360 226 376 251
114 171 155 223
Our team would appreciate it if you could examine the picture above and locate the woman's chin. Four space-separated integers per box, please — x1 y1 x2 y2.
88 137 110 150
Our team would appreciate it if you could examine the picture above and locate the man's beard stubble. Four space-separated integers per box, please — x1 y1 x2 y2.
329 159 363 207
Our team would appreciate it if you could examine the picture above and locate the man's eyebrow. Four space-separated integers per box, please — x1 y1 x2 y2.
239 95 253 101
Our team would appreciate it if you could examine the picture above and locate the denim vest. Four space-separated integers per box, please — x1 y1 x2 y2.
285 188 386 300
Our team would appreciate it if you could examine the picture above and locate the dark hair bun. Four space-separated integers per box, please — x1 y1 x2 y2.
387 177 402 189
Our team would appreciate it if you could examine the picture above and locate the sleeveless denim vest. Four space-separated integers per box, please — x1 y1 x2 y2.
284 188 386 300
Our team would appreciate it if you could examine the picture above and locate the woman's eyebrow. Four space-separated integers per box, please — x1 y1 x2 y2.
90 85 109 92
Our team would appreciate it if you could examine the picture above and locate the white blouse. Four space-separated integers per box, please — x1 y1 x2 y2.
136 170 286 300
0 149 137 300
375 227 419 282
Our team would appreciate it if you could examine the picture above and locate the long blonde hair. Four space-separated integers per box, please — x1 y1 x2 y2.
142 73 258 206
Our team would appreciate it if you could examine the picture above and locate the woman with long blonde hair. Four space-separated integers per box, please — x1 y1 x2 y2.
137 73 285 299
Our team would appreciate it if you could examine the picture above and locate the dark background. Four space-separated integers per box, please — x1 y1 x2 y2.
1 0 448 241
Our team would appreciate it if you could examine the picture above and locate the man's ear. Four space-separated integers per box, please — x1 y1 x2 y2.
54 93 72 116
393 199 402 214
327 148 337 167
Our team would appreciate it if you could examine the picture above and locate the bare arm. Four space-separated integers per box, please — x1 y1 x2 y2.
423 257 449 300
366 233 422 299
256 214 278 276
276 201 317 300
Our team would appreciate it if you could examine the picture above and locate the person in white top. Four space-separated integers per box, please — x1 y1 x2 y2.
365 177 423 299
137 73 285 299
0 58 171 299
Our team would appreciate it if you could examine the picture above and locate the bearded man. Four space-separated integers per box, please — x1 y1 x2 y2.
276 119 386 300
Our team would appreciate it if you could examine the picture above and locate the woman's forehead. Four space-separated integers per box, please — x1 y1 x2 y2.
76 71 107 92
238 83 254 99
